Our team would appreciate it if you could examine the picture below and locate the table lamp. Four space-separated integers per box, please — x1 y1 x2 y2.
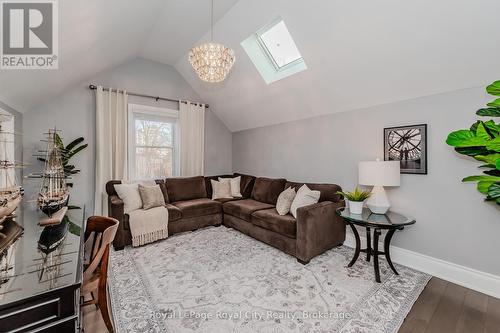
358 159 400 214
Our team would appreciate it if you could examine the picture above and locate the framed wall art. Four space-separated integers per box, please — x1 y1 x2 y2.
384 124 427 174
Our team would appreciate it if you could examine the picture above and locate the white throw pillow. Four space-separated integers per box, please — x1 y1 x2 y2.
276 187 296 216
219 176 242 198
290 185 321 218
211 179 233 199
114 183 143 214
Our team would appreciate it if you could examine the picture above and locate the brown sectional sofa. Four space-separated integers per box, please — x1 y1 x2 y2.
106 173 346 264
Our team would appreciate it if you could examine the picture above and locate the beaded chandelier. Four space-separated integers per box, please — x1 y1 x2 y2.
189 0 235 83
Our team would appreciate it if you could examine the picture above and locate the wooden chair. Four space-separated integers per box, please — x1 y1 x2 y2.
82 216 119 333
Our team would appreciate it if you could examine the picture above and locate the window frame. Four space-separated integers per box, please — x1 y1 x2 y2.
256 18 304 72
241 17 307 85
127 103 180 180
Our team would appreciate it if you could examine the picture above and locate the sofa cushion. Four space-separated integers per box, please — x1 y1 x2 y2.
165 203 182 221
251 177 287 205
233 173 256 198
172 198 222 219
165 176 207 202
213 197 243 204
251 208 297 239
155 179 170 203
222 199 274 222
286 181 342 202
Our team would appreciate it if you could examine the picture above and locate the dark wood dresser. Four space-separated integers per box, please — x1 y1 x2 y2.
0 204 85 333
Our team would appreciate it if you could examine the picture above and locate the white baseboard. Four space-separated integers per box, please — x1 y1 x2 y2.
344 232 500 299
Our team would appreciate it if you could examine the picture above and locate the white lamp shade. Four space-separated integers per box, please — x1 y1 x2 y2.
359 160 400 186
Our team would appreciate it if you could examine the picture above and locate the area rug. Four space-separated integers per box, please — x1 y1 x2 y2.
108 226 430 333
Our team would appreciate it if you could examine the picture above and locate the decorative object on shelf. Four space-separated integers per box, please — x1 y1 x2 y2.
384 124 427 174
446 80 500 206
359 159 400 214
0 217 23 257
39 206 68 226
37 134 87 188
0 111 23 233
189 0 235 82
336 187 371 215
30 129 70 219
38 216 69 254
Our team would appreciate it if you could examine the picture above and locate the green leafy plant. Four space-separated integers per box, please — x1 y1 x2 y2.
337 187 371 202
446 80 500 205
37 134 88 188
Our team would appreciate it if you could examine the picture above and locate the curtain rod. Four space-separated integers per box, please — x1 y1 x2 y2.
88 84 209 108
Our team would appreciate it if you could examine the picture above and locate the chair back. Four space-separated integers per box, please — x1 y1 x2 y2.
83 216 118 282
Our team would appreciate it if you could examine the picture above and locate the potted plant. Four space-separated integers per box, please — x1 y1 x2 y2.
337 187 371 214
446 80 500 206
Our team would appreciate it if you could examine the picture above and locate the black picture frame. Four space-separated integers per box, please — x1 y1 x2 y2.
384 124 427 174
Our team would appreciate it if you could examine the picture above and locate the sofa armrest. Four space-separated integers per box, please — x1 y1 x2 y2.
108 195 126 250
296 200 346 263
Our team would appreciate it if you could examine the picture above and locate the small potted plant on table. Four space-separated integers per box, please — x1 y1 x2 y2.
337 187 371 214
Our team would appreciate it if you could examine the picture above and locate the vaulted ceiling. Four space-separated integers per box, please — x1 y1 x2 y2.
1 0 499 132
0 0 237 113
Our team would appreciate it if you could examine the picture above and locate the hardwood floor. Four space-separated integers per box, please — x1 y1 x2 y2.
399 277 500 333
83 277 499 333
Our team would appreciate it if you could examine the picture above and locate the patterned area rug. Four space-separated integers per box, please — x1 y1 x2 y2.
109 226 430 333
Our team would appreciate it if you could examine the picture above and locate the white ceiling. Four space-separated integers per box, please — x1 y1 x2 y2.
1 0 499 132
175 0 500 131
139 0 238 65
0 0 237 113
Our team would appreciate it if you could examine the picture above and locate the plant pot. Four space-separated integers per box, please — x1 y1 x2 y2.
348 200 364 214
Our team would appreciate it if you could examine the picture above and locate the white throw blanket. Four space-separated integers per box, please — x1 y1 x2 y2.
128 206 169 247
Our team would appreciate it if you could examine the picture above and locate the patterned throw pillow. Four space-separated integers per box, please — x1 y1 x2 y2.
211 179 233 199
138 184 166 210
276 187 296 216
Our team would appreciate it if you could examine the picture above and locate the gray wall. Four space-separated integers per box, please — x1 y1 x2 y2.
233 86 500 276
0 101 22 182
23 58 232 215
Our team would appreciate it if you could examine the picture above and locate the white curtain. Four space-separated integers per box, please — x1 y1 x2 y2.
179 101 205 177
94 86 128 215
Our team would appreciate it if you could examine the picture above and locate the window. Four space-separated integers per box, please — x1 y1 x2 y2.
258 20 303 69
241 18 307 84
128 104 179 180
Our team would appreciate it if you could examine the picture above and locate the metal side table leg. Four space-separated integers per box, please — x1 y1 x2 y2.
348 223 360 267
373 228 381 283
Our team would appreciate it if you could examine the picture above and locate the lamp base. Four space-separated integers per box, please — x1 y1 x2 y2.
366 186 390 214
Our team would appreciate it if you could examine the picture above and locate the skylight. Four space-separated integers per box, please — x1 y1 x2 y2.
241 18 307 85
258 20 303 69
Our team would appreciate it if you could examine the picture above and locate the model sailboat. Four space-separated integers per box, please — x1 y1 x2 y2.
36 129 69 218
0 112 23 228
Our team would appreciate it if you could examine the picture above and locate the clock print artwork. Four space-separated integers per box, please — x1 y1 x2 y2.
384 124 427 174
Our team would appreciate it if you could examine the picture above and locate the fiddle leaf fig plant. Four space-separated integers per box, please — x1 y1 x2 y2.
446 80 500 205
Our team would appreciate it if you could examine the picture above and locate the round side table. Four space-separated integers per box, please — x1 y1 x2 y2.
336 207 415 283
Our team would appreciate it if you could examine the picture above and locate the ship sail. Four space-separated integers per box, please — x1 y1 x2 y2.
0 111 23 228
37 129 69 217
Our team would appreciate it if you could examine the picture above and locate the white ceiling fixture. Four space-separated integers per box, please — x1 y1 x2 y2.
188 0 235 83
